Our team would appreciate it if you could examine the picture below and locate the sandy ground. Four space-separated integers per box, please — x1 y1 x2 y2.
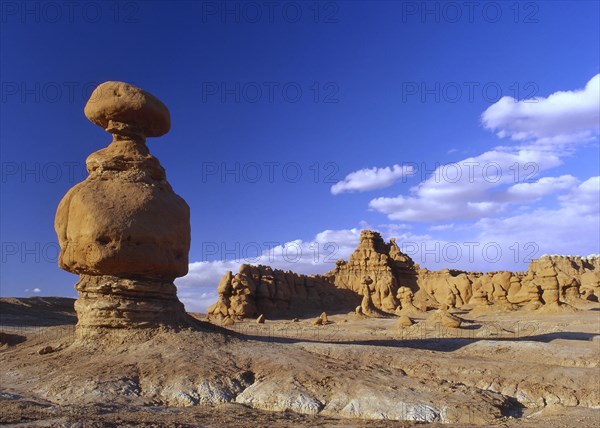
1 297 599 427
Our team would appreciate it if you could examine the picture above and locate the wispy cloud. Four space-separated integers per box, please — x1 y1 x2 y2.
331 164 414 195
428 224 455 231
503 175 579 202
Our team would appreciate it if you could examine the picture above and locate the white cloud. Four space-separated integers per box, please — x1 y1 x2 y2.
558 175 600 214
368 148 563 222
33 288 41 293
377 223 413 233
179 291 220 313
175 260 240 313
331 164 414 195
481 74 600 143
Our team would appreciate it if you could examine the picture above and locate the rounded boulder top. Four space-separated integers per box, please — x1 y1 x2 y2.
84 81 170 138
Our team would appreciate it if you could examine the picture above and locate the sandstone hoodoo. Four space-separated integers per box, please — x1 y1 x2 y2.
55 81 191 334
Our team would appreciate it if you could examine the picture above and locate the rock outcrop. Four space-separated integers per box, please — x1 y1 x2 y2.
207 264 359 319
331 231 420 314
209 230 600 319
55 81 191 334
417 255 599 313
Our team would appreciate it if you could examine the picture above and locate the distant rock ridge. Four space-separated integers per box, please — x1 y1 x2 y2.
209 230 600 319
539 254 600 260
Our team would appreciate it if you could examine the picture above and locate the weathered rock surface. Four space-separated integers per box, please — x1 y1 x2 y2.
55 81 190 333
210 230 600 319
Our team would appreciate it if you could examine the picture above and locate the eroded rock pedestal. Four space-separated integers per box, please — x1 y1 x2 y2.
55 81 191 333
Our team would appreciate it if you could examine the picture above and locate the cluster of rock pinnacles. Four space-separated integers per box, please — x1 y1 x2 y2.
55 81 191 334
209 230 600 320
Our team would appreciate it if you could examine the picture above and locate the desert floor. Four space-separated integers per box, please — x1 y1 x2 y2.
1 297 599 427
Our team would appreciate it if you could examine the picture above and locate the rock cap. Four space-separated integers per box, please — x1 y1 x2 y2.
84 81 170 138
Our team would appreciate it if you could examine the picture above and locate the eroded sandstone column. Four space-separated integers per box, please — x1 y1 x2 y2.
54 81 191 333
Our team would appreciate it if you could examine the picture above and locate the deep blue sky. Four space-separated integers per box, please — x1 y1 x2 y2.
1 1 599 308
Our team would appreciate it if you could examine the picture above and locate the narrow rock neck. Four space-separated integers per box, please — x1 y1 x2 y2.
106 119 146 142
85 135 166 182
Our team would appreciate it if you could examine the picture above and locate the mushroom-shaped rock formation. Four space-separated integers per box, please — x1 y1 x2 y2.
55 81 191 335
395 286 423 316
